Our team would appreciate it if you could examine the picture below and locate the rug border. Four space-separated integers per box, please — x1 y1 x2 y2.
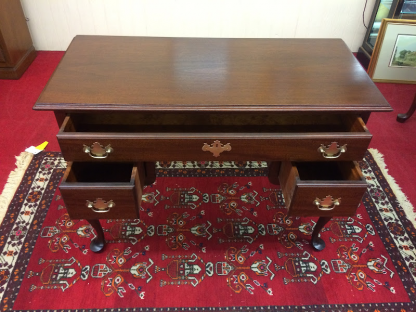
368 148 416 229
0 152 67 311
0 152 34 225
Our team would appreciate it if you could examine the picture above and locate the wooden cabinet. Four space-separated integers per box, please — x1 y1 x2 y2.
0 0 36 79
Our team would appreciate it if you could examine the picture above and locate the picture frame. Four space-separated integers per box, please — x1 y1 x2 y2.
368 18 416 84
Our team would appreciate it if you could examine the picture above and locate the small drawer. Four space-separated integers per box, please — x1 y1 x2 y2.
57 113 372 162
278 161 367 217
59 162 144 220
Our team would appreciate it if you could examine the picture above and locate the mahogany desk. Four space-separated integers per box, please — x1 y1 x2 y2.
34 36 392 252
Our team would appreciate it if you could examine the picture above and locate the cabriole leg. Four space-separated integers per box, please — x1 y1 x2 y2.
311 216 332 251
397 92 416 123
87 219 105 252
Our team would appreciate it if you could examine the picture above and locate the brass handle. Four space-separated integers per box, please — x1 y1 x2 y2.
86 198 115 213
83 142 113 159
202 140 232 157
313 196 341 211
318 142 347 159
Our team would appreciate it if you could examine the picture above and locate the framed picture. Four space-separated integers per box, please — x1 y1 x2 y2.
368 18 416 84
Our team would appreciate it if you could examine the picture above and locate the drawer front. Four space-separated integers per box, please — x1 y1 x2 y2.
58 116 372 162
60 186 140 220
287 184 367 217
59 163 144 220
279 161 367 217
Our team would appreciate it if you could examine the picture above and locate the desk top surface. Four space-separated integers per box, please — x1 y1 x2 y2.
34 36 391 113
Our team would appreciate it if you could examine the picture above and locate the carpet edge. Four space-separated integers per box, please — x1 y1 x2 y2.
368 148 416 229
0 151 34 225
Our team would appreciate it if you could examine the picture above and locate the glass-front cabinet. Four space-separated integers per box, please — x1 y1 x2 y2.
357 0 416 69
366 0 396 49
399 0 416 19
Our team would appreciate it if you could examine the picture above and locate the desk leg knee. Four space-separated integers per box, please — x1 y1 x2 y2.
311 216 332 251
267 161 281 185
144 162 156 185
87 219 105 252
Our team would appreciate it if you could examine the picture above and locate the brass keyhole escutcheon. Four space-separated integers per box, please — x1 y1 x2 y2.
202 140 232 157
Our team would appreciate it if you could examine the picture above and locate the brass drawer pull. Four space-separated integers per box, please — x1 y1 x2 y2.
202 140 231 157
83 142 113 159
86 198 115 213
313 195 341 211
318 142 347 159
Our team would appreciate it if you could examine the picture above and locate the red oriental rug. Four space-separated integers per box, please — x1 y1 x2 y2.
0 151 415 312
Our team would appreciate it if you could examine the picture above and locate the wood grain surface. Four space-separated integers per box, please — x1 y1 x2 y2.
34 36 391 112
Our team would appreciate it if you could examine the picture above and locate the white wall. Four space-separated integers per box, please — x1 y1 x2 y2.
20 0 376 52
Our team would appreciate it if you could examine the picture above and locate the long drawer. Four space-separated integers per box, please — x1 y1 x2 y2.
278 161 367 217
59 162 144 220
57 113 372 162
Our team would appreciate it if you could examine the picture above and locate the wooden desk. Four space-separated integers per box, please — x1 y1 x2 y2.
34 36 392 252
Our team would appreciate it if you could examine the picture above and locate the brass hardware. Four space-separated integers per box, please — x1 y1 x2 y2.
86 198 115 213
313 195 341 211
202 140 232 157
83 142 113 159
318 142 347 159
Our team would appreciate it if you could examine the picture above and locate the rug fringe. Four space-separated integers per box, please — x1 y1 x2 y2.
368 148 416 228
0 152 34 225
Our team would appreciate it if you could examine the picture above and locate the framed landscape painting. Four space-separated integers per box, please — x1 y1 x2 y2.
390 34 416 67
368 19 416 84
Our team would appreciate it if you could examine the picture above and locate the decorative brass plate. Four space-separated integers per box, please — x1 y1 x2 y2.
86 198 115 213
83 142 113 159
318 142 347 159
202 140 232 157
313 195 341 210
